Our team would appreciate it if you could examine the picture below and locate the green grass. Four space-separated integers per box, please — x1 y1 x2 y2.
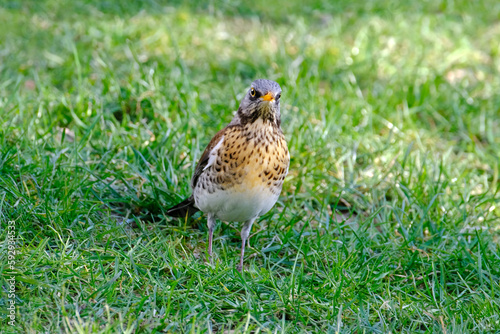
1 0 500 332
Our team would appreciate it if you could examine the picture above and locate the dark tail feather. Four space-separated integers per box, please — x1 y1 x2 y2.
166 196 199 218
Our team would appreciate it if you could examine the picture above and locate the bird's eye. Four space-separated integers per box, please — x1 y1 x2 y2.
250 88 256 97
276 93 281 100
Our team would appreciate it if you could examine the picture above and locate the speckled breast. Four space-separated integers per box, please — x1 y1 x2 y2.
193 120 289 222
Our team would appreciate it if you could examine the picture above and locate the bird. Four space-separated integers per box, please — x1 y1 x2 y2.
167 79 290 272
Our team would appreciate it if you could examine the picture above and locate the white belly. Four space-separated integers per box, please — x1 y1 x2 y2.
194 186 280 222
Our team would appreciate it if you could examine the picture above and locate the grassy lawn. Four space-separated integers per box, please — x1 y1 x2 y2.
1 0 500 332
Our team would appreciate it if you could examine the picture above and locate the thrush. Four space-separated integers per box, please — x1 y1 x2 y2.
167 79 290 272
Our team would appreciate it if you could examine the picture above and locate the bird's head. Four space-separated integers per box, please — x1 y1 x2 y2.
236 79 282 127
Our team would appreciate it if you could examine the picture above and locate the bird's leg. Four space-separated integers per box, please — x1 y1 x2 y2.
207 214 216 263
237 218 256 272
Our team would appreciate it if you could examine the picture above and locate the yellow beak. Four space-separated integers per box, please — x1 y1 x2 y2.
260 92 274 102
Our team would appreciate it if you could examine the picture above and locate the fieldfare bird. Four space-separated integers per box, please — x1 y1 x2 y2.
167 79 290 272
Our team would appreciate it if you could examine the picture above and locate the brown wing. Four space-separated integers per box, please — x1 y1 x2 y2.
191 127 227 190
